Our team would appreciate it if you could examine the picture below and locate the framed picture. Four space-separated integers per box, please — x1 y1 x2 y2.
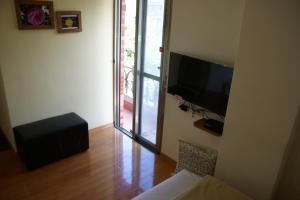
56 11 82 33
15 0 54 30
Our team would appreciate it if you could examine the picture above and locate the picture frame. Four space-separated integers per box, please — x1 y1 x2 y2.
56 11 82 33
15 0 54 30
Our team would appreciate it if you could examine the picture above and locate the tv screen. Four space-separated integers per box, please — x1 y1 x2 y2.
168 52 233 116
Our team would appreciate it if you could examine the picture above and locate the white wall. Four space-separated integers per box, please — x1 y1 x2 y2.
215 0 300 199
162 0 300 199
0 0 114 147
162 0 245 160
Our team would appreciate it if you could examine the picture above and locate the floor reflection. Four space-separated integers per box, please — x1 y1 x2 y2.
113 129 164 199
122 108 156 143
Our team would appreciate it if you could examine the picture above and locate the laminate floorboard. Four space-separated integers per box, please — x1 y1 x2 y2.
0 126 176 200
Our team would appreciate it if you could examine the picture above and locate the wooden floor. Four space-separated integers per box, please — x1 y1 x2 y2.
0 126 176 200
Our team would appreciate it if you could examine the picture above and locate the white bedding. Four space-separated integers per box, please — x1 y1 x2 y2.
132 169 201 200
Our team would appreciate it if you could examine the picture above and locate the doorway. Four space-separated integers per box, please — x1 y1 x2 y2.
114 0 170 152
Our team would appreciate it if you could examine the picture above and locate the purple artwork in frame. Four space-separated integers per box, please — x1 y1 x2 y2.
15 0 54 30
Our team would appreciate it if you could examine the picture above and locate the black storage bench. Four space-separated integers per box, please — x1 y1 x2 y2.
14 113 89 170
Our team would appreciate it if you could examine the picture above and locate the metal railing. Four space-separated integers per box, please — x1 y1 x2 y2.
124 66 134 98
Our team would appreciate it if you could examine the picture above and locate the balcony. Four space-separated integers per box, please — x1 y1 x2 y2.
121 65 158 144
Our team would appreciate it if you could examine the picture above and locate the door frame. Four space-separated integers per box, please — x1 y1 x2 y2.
155 0 173 152
113 0 172 153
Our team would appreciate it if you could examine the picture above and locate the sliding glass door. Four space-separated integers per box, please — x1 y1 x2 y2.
114 0 170 152
114 0 137 137
136 0 165 148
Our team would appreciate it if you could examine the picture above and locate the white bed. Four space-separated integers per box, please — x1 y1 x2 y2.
133 140 252 200
132 169 201 200
132 170 253 200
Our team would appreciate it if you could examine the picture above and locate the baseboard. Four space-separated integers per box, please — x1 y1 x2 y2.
89 123 113 133
159 152 177 167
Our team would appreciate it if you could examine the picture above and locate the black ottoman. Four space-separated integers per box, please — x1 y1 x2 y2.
14 113 89 170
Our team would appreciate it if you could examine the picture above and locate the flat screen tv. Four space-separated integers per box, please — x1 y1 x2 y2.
168 52 233 116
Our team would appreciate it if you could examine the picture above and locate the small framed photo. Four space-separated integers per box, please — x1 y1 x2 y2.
15 0 54 30
56 11 82 33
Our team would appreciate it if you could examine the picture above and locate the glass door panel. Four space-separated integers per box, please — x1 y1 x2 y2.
143 0 165 77
139 0 165 146
140 77 160 143
118 0 137 135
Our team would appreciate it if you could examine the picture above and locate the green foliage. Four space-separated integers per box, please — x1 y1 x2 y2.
125 49 135 60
